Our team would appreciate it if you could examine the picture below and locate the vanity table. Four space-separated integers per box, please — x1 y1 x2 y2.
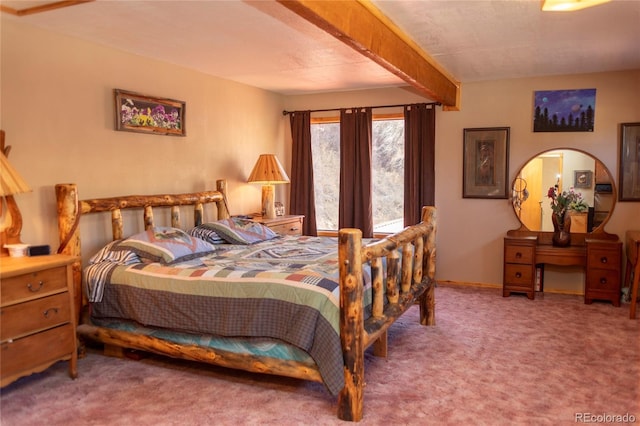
503 234 621 305
504 148 622 306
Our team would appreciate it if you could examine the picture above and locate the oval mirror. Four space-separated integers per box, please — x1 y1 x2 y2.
511 149 616 233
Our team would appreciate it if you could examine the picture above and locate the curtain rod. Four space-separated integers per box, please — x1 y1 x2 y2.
282 101 440 116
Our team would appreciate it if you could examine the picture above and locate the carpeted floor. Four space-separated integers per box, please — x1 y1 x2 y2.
1 284 639 426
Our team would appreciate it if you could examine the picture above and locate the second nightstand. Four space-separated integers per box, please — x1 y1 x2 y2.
252 215 304 236
1 254 78 387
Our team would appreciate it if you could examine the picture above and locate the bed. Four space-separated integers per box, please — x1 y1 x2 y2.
55 180 437 422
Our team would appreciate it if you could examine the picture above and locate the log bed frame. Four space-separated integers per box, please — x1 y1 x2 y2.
55 180 437 422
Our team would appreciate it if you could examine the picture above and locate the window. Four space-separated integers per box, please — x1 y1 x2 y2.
311 116 404 233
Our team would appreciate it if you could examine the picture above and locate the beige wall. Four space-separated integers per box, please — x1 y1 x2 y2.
3 19 639 293
285 70 640 293
1 19 287 258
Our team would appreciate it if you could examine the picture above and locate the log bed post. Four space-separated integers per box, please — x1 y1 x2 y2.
337 228 364 422
56 184 83 319
420 206 437 326
216 179 230 219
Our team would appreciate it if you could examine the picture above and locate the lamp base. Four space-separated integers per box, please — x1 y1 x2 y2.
261 185 276 219
1 195 24 257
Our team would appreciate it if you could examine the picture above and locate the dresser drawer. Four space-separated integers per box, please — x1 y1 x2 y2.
504 264 534 286
586 269 620 291
504 245 535 265
1 324 75 380
0 266 68 306
1 292 71 342
587 249 620 271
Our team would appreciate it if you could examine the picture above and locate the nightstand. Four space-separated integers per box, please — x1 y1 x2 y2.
252 215 304 236
1 254 78 387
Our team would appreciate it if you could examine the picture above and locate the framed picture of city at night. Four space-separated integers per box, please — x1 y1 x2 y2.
533 89 596 132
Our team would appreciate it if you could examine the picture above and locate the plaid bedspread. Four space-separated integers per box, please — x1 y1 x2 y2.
87 235 374 396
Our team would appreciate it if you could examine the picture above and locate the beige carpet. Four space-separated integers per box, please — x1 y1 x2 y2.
1 284 639 426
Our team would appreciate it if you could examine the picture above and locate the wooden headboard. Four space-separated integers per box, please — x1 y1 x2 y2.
55 179 230 315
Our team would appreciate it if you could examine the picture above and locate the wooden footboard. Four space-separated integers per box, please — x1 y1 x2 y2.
55 183 436 423
338 206 436 421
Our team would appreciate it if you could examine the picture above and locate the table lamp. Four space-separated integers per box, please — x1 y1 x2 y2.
247 154 290 219
1 130 32 256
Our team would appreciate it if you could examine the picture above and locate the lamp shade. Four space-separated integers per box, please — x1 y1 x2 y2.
247 154 290 184
0 151 31 197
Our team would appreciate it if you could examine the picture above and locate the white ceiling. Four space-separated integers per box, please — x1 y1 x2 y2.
2 0 640 99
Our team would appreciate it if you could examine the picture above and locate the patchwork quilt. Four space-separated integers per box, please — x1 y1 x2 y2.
85 235 375 396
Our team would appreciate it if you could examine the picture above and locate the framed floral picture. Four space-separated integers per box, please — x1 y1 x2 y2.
114 89 185 136
619 122 640 201
462 127 510 199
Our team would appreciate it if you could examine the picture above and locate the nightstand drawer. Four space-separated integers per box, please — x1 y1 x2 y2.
0 266 68 306
251 215 304 236
1 324 75 379
1 292 71 341
268 220 302 236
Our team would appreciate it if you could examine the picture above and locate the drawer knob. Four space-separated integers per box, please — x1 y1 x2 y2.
515 272 522 278
43 307 59 318
27 281 44 292
600 278 607 285
600 257 608 264
515 252 522 259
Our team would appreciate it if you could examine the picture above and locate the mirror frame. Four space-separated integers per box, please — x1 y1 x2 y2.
511 147 617 235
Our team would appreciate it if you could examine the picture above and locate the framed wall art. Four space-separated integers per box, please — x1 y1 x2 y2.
114 89 185 136
619 122 640 201
533 88 596 132
462 127 510 199
573 170 593 189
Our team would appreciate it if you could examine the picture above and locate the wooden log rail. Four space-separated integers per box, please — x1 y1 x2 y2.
337 206 437 421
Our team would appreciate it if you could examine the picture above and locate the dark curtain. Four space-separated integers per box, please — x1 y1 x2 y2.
289 111 317 236
339 108 373 238
404 103 436 226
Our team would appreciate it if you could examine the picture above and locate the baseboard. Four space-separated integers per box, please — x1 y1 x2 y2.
437 280 584 296
437 280 501 289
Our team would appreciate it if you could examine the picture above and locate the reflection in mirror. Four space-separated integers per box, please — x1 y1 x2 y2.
512 149 615 233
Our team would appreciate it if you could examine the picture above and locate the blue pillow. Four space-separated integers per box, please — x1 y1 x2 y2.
113 227 216 264
205 218 278 244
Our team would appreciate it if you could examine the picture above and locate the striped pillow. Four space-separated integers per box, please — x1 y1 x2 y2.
187 224 227 245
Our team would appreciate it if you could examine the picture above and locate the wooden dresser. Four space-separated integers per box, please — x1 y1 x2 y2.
503 232 622 305
251 215 304 236
1 254 78 387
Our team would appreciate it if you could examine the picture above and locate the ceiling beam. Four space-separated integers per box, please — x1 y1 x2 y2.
277 0 461 110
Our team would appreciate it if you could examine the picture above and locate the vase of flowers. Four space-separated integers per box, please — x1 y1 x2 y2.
550 209 572 246
547 185 587 247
